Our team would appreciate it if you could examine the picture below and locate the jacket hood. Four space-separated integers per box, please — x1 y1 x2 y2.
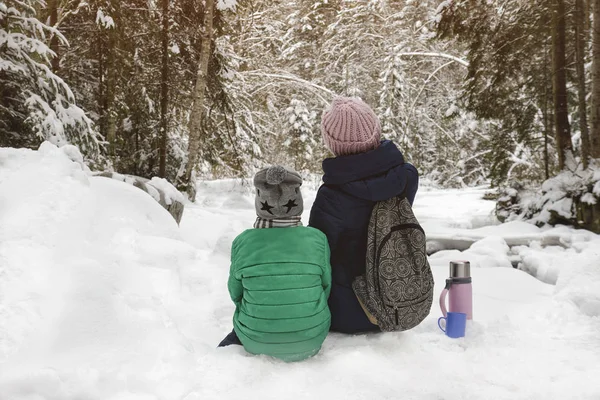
321 140 410 202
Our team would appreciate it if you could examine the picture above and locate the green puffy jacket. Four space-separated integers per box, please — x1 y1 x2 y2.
228 226 332 362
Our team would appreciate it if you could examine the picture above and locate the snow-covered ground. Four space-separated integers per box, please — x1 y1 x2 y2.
1 143 599 400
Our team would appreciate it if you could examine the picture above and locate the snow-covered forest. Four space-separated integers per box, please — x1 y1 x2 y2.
6 0 600 192
2 1 600 399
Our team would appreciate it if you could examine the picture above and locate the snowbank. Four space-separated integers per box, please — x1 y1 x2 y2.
554 243 600 317
0 143 202 398
496 166 600 233
1 149 599 399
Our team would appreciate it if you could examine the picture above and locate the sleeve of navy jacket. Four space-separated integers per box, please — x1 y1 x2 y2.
308 140 419 334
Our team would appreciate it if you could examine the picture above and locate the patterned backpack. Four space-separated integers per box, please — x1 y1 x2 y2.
352 196 434 332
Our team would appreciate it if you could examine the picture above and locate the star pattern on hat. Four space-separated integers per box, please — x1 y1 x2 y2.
284 199 298 213
260 201 274 215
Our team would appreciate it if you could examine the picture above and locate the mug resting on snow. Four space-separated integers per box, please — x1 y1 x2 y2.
254 165 303 219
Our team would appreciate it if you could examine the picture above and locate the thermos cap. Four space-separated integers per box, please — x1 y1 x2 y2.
450 260 471 278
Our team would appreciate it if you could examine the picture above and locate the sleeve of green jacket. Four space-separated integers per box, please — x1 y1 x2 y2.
227 237 243 306
321 235 332 298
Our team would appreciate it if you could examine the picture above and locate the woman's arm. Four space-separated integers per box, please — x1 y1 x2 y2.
403 163 419 206
308 186 342 249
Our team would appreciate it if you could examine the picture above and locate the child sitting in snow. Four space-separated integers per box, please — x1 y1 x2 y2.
218 166 332 362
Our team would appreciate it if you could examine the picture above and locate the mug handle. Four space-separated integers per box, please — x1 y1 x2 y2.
438 317 447 333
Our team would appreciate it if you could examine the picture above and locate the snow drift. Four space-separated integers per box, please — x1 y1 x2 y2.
1 143 599 400
0 143 201 398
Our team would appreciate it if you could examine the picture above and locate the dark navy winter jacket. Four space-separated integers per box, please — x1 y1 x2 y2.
308 140 419 334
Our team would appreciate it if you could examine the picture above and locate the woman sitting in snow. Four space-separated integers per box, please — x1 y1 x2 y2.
308 97 419 334
219 165 332 362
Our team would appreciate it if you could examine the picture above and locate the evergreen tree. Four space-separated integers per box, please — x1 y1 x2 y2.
281 0 340 81
575 0 591 168
437 0 560 184
283 98 318 172
5 0 564 189
0 0 103 163
49 0 255 186
552 0 573 170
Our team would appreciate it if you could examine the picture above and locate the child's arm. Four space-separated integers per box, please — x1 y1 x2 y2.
227 268 242 306
321 236 332 298
227 239 243 306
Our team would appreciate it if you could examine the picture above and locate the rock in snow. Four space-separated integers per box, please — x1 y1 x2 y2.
93 172 186 224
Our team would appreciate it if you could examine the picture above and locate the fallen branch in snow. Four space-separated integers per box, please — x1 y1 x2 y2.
426 234 565 255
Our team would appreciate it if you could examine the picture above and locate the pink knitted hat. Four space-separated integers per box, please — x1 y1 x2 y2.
321 97 381 156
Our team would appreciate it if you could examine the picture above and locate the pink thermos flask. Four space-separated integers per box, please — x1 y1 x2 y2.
439 261 472 320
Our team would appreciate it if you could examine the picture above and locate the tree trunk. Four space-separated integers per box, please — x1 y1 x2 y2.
552 0 573 169
543 67 551 180
576 0 591 168
98 33 106 138
105 1 119 156
591 0 600 158
183 0 215 200
159 0 169 178
544 118 550 179
587 0 592 32
543 38 551 179
49 0 60 72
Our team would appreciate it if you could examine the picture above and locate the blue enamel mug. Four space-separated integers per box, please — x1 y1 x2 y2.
438 312 467 338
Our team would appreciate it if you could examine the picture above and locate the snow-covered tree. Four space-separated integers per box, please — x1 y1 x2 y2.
437 0 563 184
282 98 318 172
0 0 103 163
225 0 490 184
281 0 339 81
8 0 569 189
195 34 261 178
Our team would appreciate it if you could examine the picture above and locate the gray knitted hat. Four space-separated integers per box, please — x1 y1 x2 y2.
254 166 303 219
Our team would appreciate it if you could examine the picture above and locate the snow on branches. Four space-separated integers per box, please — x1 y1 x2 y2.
0 0 104 163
